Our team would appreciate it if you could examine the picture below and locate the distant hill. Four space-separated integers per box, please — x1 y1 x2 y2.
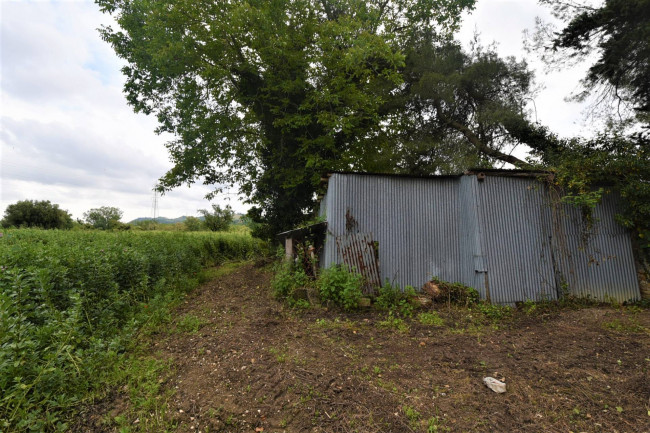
129 214 245 225
129 216 194 225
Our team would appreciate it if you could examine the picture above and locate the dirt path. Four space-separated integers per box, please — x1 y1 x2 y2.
82 263 650 432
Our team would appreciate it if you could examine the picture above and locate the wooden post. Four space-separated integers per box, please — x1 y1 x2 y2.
285 237 294 261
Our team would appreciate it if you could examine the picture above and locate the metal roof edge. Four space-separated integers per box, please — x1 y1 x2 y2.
325 170 464 180
276 221 327 240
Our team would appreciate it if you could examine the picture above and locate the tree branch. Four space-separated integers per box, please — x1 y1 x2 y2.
434 101 531 168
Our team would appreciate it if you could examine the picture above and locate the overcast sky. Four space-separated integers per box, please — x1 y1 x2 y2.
1 0 594 223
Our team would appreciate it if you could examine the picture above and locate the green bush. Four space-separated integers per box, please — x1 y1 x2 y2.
0 229 263 431
418 311 444 326
318 266 364 311
375 282 416 317
271 262 310 300
475 303 513 322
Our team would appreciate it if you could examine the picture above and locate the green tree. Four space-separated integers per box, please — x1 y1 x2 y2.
1 200 73 229
382 39 561 173
97 0 477 237
83 206 124 230
184 216 203 232
531 0 650 126
199 204 234 232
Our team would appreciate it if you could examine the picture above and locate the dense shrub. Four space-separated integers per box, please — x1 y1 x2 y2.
375 282 416 317
1 200 73 229
318 266 364 311
271 261 310 300
0 229 263 432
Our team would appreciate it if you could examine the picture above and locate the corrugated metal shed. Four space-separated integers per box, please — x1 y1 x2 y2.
320 172 640 304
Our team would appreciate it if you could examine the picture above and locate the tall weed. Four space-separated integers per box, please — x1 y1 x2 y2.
0 229 263 431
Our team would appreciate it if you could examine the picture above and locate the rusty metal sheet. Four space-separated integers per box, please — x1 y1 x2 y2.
336 232 381 295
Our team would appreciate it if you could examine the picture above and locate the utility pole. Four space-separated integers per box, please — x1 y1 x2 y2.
151 187 159 223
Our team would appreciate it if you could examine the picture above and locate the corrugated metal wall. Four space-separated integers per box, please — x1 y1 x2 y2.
321 173 640 304
322 174 462 290
476 177 558 304
553 193 640 303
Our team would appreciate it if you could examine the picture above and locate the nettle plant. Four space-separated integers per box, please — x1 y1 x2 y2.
318 265 364 311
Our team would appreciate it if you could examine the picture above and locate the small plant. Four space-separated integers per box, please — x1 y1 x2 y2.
475 303 512 322
418 311 444 326
427 415 447 433
375 281 415 317
603 318 648 333
176 314 207 333
318 265 364 310
271 261 310 300
402 405 420 429
378 312 410 333
289 298 311 309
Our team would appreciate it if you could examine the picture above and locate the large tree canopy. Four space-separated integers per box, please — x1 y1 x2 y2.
382 40 562 174
1 200 73 230
98 0 477 236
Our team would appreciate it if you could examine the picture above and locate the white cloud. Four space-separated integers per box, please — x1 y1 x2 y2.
0 0 247 223
458 0 600 139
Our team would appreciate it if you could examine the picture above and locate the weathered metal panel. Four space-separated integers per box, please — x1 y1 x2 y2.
458 175 487 296
319 172 640 304
477 176 558 304
553 193 640 303
321 173 462 291
336 232 381 294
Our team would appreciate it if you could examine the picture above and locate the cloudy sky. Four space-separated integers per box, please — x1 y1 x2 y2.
1 0 594 223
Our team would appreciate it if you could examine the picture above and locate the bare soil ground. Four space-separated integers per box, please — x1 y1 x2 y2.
78 262 650 433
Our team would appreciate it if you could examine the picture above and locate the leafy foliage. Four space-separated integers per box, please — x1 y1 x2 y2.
183 216 203 232
418 311 444 326
199 204 234 232
534 129 650 247
97 0 477 237
318 265 364 311
83 206 124 230
430 278 480 306
1 200 73 230
375 281 416 317
385 39 558 172
0 229 263 431
271 261 310 300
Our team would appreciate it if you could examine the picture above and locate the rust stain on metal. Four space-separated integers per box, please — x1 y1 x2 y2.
345 208 358 233
336 232 381 295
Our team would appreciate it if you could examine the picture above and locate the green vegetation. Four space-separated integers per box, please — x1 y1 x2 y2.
176 314 208 333
318 266 364 311
98 0 478 238
375 282 416 317
0 229 263 432
1 199 73 230
199 204 235 232
378 312 410 333
271 261 310 302
83 206 124 230
430 278 480 307
272 262 365 311
418 311 444 327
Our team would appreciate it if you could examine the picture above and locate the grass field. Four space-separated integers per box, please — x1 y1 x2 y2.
0 229 264 432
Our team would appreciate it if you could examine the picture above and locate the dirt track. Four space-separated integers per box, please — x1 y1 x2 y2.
81 263 650 432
